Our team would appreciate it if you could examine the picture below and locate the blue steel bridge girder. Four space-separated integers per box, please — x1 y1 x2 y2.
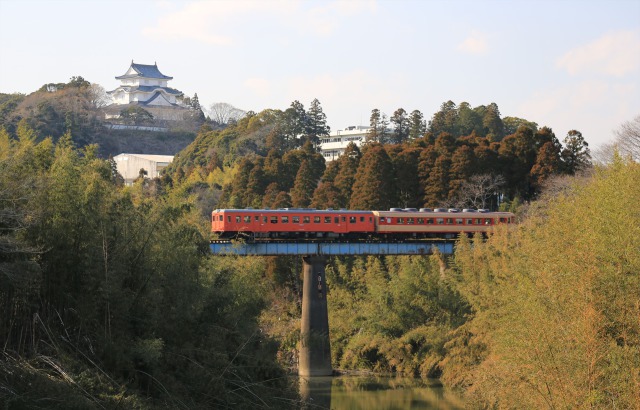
209 241 454 256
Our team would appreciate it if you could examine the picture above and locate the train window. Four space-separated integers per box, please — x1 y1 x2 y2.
270 216 278 223
293 216 300 223
436 218 444 225
456 218 463 224
227 216 231 222
314 216 321 223
447 218 453 224
219 216 223 221
379 217 385 223
408 218 415 224
349 216 356 223
244 216 251 223
303 216 310 223
263 216 267 223
360 217 365 222
484 219 491 225
417 218 425 224
335 217 340 223
255 216 259 221
387 218 392 223
398 218 405 224
427 218 434 225
325 216 331 223
341 217 346 222
281 216 289 223
475 218 482 225
500 218 507 223
466 219 473 225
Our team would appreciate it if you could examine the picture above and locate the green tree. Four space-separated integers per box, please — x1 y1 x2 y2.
429 101 458 136
456 102 482 136
503 116 538 135
482 102 504 141
350 143 395 210
119 106 153 125
290 159 317 207
333 142 362 207
408 109 426 140
561 129 591 174
304 98 330 148
390 108 409 144
367 109 389 143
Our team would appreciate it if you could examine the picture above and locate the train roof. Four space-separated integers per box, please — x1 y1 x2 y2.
374 209 514 216
213 208 373 214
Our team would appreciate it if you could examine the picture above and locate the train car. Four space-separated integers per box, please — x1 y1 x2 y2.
374 208 515 239
211 208 375 240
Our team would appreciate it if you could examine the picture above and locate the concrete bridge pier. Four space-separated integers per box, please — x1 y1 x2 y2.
299 255 332 377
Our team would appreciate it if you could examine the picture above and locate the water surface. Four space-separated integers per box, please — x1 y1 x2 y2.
299 375 465 409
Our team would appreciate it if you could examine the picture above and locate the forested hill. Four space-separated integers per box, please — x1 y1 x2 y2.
1 89 638 408
0 77 199 158
167 100 591 216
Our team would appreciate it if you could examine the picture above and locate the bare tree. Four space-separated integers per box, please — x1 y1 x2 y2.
206 102 246 125
615 115 640 160
89 83 111 109
455 174 505 209
594 115 640 163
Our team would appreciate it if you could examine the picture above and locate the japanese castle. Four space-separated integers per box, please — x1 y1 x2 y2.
105 61 187 121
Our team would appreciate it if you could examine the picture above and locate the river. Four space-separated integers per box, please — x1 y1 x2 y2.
299 375 466 409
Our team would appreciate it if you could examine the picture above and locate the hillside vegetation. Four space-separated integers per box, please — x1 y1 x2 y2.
1 93 637 408
0 77 198 158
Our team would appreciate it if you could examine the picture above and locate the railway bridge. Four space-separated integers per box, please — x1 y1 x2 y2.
210 240 454 377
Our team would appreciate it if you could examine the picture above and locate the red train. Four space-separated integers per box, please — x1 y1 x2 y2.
211 208 515 241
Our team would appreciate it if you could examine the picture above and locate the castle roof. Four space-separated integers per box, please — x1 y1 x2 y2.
107 85 183 95
116 61 173 80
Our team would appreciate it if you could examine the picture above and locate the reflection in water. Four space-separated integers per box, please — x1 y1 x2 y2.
299 375 465 410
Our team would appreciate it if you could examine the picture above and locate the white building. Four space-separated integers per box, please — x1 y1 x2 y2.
113 153 174 185
319 125 370 162
105 61 188 121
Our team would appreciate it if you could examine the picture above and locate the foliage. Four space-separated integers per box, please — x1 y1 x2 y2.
0 132 297 408
446 157 640 408
119 106 154 125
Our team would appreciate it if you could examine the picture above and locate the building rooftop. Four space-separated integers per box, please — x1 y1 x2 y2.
116 62 173 80
115 153 175 163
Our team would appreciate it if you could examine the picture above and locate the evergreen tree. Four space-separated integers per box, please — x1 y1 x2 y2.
188 93 206 123
408 109 426 140
390 108 409 144
423 155 452 207
280 100 307 149
304 98 330 148
367 108 383 143
498 125 538 200
290 159 317 207
561 130 591 174
429 100 458 136
349 143 395 210
530 141 562 191
482 102 504 141
333 142 362 207
390 146 421 207
449 145 475 200
456 102 482 136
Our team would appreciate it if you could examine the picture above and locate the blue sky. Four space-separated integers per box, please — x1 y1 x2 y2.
1 0 639 148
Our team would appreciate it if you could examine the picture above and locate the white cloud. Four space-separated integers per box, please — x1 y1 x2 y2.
143 0 377 45
557 29 640 77
143 0 298 45
457 30 488 55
